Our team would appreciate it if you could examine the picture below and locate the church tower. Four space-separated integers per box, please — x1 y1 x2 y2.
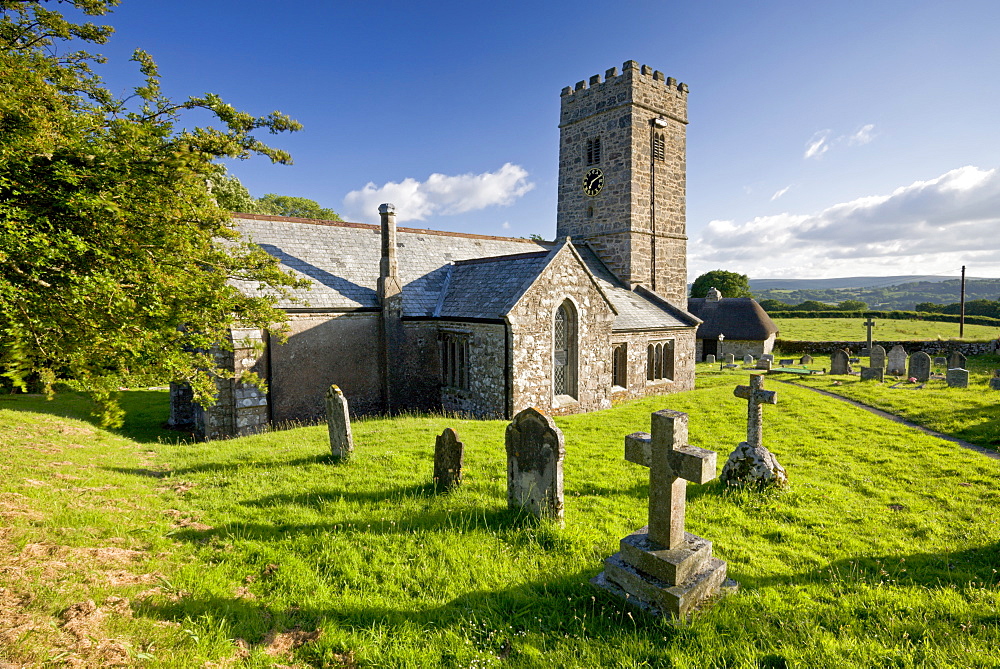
556 60 689 307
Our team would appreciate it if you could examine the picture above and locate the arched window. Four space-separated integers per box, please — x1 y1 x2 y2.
612 343 627 388
646 340 674 382
652 132 665 161
554 301 578 398
586 137 601 166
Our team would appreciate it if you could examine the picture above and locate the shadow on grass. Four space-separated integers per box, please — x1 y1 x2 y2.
105 452 335 478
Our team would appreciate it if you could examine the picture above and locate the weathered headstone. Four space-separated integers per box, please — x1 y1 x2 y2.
946 368 969 389
505 407 565 522
869 345 886 370
592 409 730 618
743 354 755 366
705 354 716 364
830 349 852 375
723 353 735 364
991 371 1000 391
721 375 786 487
948 351 967 370
325 385 353 460
934 356 948 367
756 358 772 371
761 354 774 365
779 359 794 366
860 366 884 382
887 345 907 375
433 428 464 491
908 352 932 382
799 354 813 365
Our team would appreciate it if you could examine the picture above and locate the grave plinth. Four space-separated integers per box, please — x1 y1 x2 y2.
592 410 733 618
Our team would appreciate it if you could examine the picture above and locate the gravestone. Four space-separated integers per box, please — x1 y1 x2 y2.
948 351 967 370
991 370 1000 391
779 359 794 366
705 354 716 364
721 375 787 487
433 428 464 491
863 317 876 352
325 385 353 460
506 407 565 522
869 345 886 370
592 409 730 618
799 354 813 365
860 366 884 382
761 354 774 365
946 368 969 389
887 345 907 375
934 356 948 367
830 349 852 375
756 358 772 371
723 353 735 364
743 354 755 366
908 352 932 382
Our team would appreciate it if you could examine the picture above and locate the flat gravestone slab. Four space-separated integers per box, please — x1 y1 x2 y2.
434 428 464 491
506 407 565 522
325 385 353 460
908 351 932 382
946 368 969 388
887 345 907 375
860 366 884 382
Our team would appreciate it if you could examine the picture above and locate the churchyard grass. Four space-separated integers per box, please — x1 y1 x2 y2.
772 317 1000 341
3 380 1000 667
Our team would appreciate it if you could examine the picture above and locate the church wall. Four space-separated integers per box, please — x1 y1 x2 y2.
268 312 382 423
609 327 696 404
434 321 507 419
699 333 776 361
507 249 616 416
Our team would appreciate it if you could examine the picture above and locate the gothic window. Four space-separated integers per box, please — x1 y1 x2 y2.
441 332 470 390
612 343 627 388
646 339 674 382
652 132 665 161
553 300 578 398
586 137 601 166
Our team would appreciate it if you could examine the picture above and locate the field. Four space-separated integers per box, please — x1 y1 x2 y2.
3 371 1000 667
772 317 1000 342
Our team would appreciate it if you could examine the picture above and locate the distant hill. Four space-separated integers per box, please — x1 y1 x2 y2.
748 275 988 291
746 276 1000 311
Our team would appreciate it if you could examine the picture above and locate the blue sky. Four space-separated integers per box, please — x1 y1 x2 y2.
85 0 1000 281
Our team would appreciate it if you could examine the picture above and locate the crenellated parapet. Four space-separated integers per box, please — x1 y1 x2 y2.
559 60 688 128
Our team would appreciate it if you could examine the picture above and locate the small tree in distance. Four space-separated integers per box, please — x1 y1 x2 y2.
690 270 753 299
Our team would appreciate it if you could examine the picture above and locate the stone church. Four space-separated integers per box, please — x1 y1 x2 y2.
173 61 706 440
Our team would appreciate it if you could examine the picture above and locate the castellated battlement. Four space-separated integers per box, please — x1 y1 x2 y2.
560 60 688 98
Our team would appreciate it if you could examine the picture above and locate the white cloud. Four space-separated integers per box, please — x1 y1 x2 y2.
501 221 511 230
342 163 534 223
804 130 831 159
771 186 791 201
690 166 1000 279
848 124 876 146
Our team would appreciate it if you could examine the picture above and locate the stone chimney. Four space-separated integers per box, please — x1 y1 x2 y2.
706 287 722 302
377 203 402 303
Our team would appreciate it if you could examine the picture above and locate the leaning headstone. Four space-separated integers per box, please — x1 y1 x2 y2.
887 345 907 375
799 354 813 365
723 353 735 364
934 356 948 367
325 385 353 460
433 428 464 491
869 345 886 370
908 352 932 382
506 407 565 522
705 354 716 364
721 375 787 487
592 409 731 618
830 349 852 375
948 351 967 370
743 354 755 366
946 368 969 389
860 366 884 382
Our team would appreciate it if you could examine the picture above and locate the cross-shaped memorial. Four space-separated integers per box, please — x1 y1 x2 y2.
592 409 732 617
734 375 777 450
864 317 876 351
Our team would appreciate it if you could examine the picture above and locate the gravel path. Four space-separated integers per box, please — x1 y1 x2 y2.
771 378 1000 461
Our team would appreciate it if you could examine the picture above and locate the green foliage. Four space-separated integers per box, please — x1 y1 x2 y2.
755 278 1000 311
758 298 791 311
256 193 341 220
0 0 308 425
916 299 1000 319
836 299 867 311
690 269 753 298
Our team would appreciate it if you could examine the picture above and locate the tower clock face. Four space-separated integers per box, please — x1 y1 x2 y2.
582 167 605 197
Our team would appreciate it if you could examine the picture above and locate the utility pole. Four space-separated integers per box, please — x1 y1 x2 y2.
959 265 966 339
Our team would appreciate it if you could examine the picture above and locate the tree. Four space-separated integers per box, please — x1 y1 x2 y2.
0 0 308 425
758 299 791 311
836 299 868 311
257 193 341 220
794 300 830 311
690 270 753 299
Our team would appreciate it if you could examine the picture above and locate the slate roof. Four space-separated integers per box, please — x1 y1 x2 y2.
686 297 779 340
233 214 701 331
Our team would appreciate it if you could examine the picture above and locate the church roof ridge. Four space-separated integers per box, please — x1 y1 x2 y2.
232 212 554 245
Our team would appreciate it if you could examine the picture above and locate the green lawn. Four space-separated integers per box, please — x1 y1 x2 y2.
773 317 1000 342
2 377 1000 667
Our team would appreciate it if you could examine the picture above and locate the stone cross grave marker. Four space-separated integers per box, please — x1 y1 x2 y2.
734 375 777 450
863 317 876 351
908 351 932 382
830 349 852 375
325 385 353 460
887 345 907 375
946 368 969 388
592 409 729 618
869 345 886 370
506 407 565 522
948 351 967 370
434 427 464 491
